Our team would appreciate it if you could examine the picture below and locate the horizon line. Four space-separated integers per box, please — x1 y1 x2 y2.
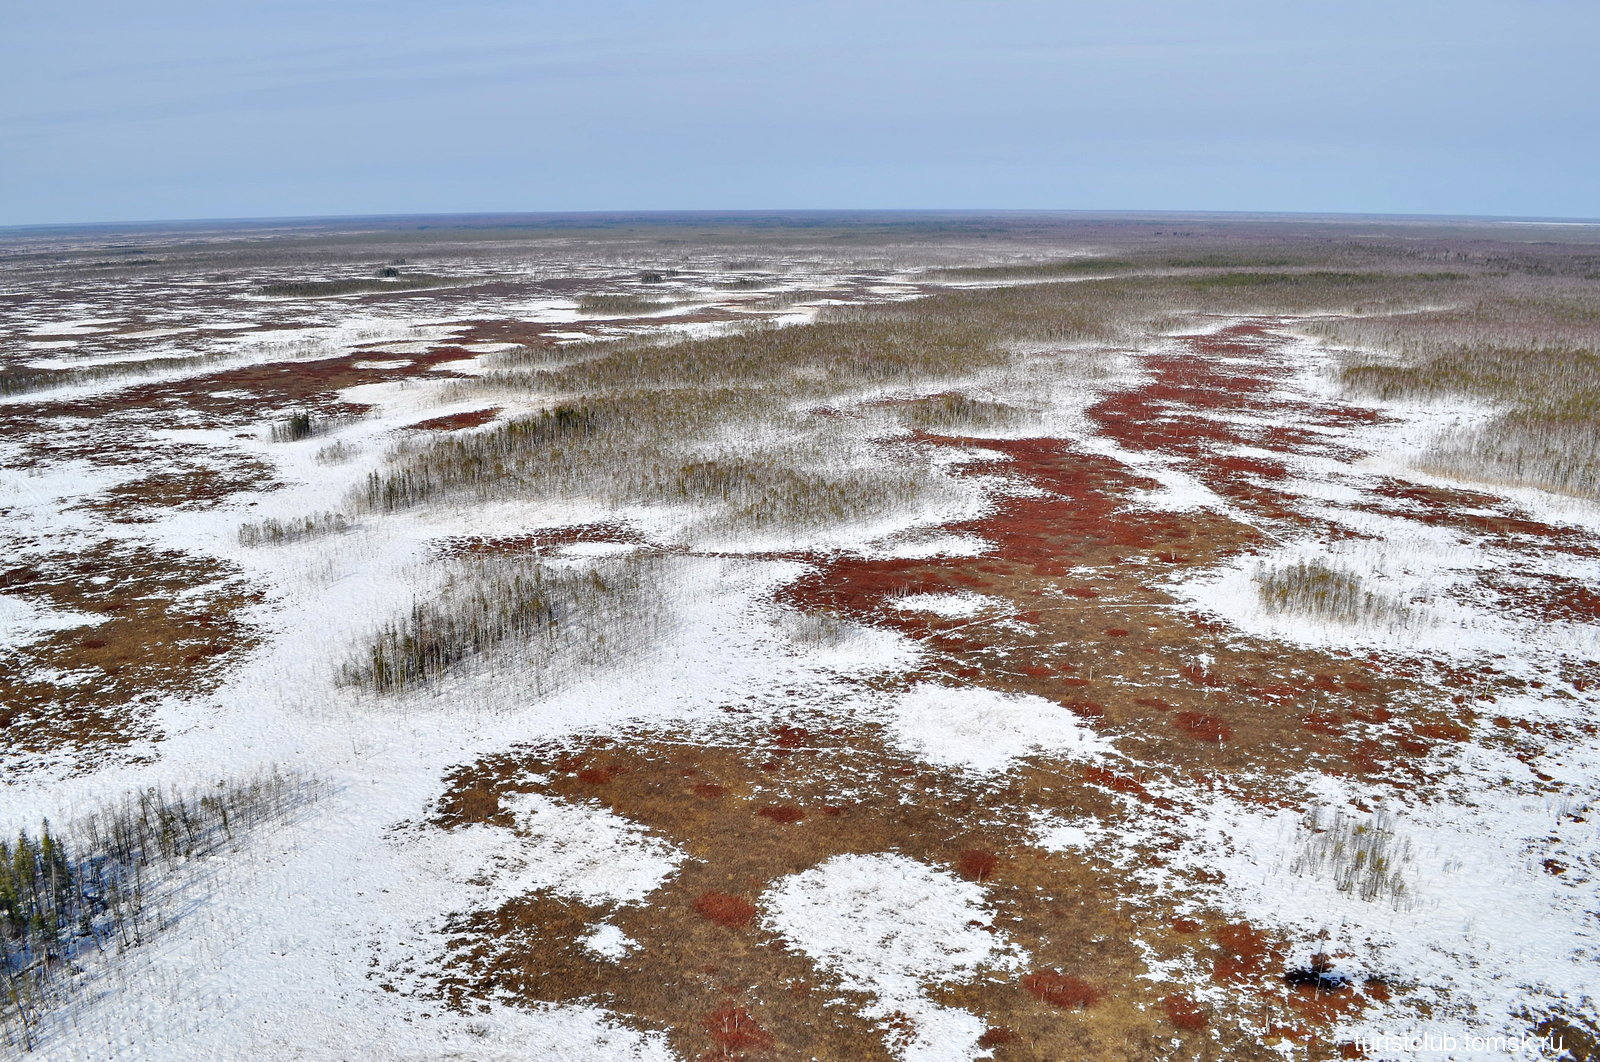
5 206 1600 235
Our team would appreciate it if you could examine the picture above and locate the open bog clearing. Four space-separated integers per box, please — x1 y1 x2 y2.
4 212 1600 1061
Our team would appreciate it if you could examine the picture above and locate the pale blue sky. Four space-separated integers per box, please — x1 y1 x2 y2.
4 0 1597 225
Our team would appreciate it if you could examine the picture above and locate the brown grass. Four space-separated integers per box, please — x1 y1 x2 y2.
0 540 261 762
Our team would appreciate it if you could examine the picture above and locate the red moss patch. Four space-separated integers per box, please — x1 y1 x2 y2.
435 523 644 557
770 725 814 749
1215 455 1289 480
1163 992 1209 1031
956 849 1001 881
1413 720 1470 742
1301 711 1346 736
1174 711 1232 743
1024 971 1103 1009
405 406 501 431
977 1026 1017 1047
1215 923 1270 961
1287 981 1366 1023
694 892 758 928
699 1004 774 1051
1212 922 1274 983
756 804 806 825
1079 764 1164 806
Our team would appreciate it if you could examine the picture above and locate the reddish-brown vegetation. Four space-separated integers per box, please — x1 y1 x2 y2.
405 406 501 431
977 1026 1017 1046
1174 711 1232 743
433 523 645 557
1213 922 1275 983
399 320 1564 1056
0 540 261 759
1024 971 1104 1009
694 892 758 928
1163 992 1209 1031
699 1004 774 1053
956 849 1001 881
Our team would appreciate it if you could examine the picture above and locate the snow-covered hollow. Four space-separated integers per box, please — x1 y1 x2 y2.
493 792 686 905
888 591 1002 618
879 683 1111 775
427 793 687 909
762 852 1026 1062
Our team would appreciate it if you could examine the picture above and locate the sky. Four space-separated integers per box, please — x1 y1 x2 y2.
4 0 1598 226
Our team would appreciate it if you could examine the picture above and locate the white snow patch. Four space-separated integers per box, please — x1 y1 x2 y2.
1162 756 1600 1052
1031 814 1103 853
1170 516 1600 661
888 591 999 618
878 684 1111 775
28 317 119 336
0 593 104 651
581 923 638 960
438 792 687 907
867 533 992 560
762 853 1025 1061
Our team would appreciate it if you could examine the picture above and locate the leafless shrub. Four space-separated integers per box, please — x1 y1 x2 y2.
1290 806 1413 907
1 768 321 1051
891 392 1032 434
1419 416 1600 501
269 410 357 443
0 366 70 396
930 257 1138 280
1316 287 1600 498
779 609 854 651
257 273 467 298
314 439 358 464
238 511 351 546
739 290 812 310
340 555 664 694
1254 558 1408 627
357 404 598 511
0 354 233 396
575 294 675 316
348 282 1168 546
